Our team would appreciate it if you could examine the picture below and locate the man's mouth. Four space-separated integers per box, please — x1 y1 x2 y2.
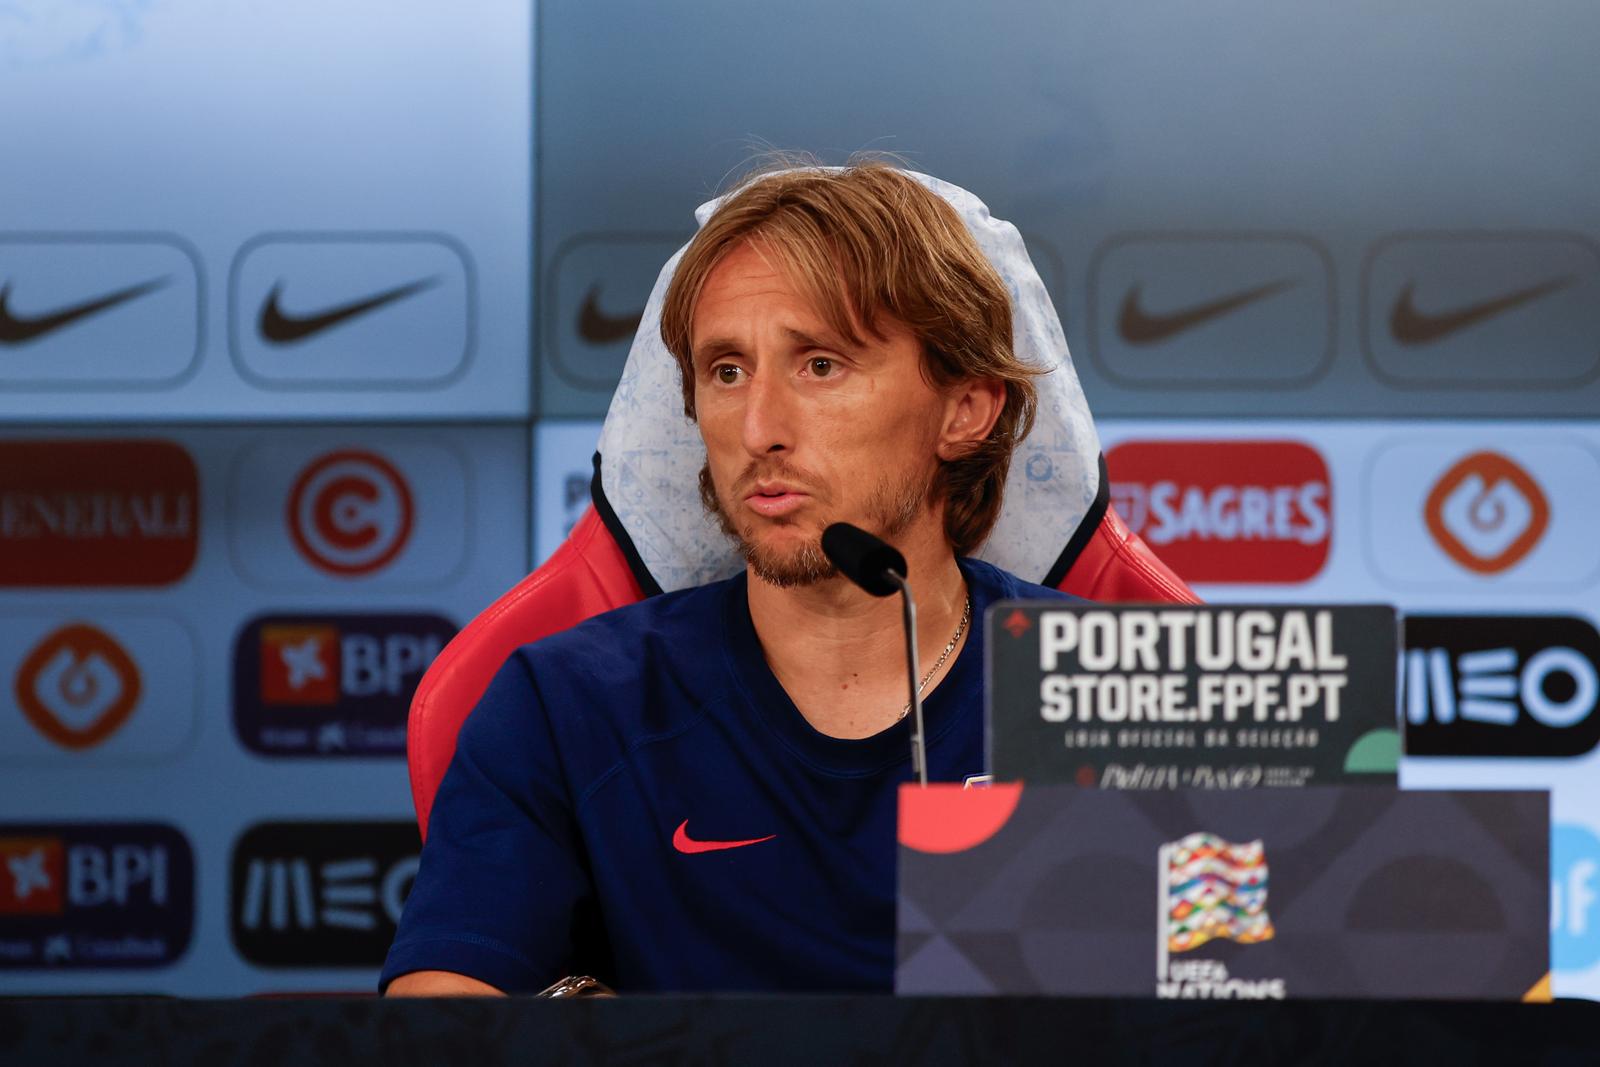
744 484 810 518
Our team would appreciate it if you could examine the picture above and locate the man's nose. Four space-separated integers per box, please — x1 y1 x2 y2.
740 365 797 457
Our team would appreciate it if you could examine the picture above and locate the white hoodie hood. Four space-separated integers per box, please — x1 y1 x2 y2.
595 169 1102 593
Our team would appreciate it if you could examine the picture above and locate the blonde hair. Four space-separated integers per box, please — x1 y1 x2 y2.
659 160 1041 556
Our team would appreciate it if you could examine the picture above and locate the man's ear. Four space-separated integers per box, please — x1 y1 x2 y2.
936 378 1006 461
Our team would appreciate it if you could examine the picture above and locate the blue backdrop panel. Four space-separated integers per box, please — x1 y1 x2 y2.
0 1 531 421
535 0 1600 418
0 424 529 995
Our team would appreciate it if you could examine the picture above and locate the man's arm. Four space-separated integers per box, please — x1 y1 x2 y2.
379 653 597 995
385 969 505 997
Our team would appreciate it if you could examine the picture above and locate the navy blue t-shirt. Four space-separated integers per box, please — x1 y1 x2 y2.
381 557 1069 993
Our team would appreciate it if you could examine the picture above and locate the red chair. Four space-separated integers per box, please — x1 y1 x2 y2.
407 172 1200 837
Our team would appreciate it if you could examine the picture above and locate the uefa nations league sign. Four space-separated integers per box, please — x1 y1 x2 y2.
986 604 1401 786
896 785 1548 999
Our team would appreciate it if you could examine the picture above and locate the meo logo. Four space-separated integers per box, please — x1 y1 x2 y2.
286 450 413 577
1403 615 1600 759
14 623 141 750
230 821 420 966
1424 451 1549 575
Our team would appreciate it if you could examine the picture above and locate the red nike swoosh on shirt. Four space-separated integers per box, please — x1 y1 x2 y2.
672 820 776 854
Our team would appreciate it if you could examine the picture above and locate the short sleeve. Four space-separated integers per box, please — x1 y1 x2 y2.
380 652 594 993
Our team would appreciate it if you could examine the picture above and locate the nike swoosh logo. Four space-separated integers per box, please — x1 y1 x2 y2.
1389 276 1574 346
577 285 643 344
1117 280 1294 345
258 277 437 345
0 278 168 346
672 819 775 854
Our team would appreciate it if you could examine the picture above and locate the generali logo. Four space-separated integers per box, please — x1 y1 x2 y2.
1107 441 1331 583
285 449 413 577
0 440 198 587
1424 451 1549 575
15 624 142 750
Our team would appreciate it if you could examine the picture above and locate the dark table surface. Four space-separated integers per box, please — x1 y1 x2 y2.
2 994 1596 1066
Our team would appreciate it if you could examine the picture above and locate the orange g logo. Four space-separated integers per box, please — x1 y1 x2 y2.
1424 451 1550 575
15 624 142 750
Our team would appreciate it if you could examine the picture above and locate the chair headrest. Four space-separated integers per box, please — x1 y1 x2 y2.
595 169 1102 595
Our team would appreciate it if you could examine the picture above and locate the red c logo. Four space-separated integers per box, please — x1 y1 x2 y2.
286 450 414 577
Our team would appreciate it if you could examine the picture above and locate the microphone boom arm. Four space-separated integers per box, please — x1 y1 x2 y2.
885 571 928 787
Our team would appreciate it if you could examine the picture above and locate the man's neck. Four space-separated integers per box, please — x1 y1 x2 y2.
746 525 971 741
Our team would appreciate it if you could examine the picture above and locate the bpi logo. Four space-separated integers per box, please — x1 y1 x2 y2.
1403 615 1600 758
0 824 194 968
1424 452 1549 575
230 821 420 966
1108 440 1331 583
1553 823 1600 973
234 613 454 756
14 623 142 750
0 838 65 915
286 450 414 577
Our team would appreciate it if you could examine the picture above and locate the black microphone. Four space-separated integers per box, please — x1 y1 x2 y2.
821 522 928 786
820 522 907 597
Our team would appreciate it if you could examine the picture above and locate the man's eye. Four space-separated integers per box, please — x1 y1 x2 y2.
715 365 742 385
809 358 835 378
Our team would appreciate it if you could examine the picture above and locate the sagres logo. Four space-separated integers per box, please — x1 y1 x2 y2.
233 613 454 757
0 823 194 968
1424 452 1549 575
0 440 198 587
1404 615 1600 758
1157 833 1284 998
1553 823 1600 973
14 623 141 750
286 449 413 577
231 821 419 966
1108 440 1330 583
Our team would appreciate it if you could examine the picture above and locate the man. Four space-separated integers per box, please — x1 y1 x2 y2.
383 162 1077 995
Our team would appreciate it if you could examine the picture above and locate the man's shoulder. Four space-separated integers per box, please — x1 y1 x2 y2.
962 556 1082 604
501 573 741 723
516 573 737 667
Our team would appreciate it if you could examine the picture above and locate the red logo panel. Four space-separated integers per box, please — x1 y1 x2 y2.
0 440 198 587
259 624 341 705
1107 440 1332 584
0 837 65 915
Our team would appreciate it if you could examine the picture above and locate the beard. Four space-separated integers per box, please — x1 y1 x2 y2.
700 458 931 588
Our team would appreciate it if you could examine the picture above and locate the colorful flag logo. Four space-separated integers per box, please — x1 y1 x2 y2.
1161 832 1275 954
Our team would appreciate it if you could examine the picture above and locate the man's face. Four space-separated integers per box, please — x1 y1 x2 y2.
690 239 950 586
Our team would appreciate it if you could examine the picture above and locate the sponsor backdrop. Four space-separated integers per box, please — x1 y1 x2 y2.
1 0 1595 999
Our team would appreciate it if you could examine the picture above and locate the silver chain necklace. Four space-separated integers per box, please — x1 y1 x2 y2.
898 594 972 720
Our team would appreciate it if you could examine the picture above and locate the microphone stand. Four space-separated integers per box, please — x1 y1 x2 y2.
885 571 928 787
